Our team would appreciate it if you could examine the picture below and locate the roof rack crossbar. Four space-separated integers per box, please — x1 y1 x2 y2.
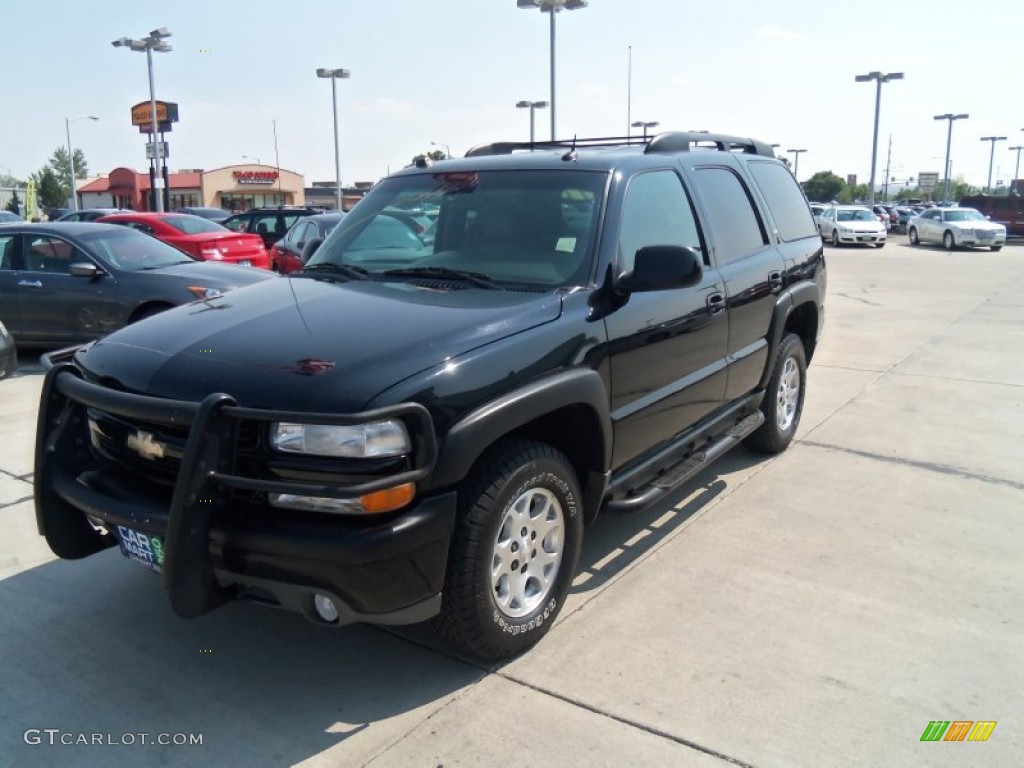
464 132 776 158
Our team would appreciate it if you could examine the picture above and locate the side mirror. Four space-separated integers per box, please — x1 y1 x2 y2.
70 262 103 278
301 237 324 263
617 245 702 294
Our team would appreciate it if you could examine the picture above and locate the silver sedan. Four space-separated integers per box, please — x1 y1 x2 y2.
907 207 1007 251
817 205 887 248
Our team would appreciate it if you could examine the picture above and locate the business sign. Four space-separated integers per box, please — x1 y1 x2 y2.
918 172 940 192
26 178 37 221
847 174 857 186
131 101 179 126
232 170 279 185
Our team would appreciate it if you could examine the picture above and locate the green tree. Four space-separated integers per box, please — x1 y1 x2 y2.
801 171 845 203
837 183 869 204
426 149 446 161
34 167 65 208
4 191 21 214
48 146 89 202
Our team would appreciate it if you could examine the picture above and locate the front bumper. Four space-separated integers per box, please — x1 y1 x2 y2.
836 230 886 245
954 230 1006 248
34 360 455 627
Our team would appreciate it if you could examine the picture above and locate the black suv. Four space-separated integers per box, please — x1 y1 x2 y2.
221 206 325 248
35 132 825 660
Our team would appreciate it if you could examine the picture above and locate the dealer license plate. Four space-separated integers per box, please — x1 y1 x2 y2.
117 526 164 573
238 259 252 266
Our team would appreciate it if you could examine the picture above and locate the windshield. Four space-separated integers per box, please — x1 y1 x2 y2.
836 209 877 222
306 170 606 289
943 209 984 222
163 215 229 234
80 228 196 270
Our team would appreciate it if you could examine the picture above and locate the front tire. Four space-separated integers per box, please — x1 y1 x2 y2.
943 230 956 251
908 227 919 245
991 245 1002 252
744 333 807 455
436 439 583 661
831 230 840 247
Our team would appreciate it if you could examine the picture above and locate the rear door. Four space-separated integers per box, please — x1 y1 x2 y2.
689 163 784 401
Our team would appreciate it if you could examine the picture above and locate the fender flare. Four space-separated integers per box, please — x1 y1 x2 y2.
759 282 819 390
431 368 612 488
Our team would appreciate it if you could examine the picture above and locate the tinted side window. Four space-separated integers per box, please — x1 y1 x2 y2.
618 170 703 273
24 236 78 273
694 168 767 266
0 234 16 270
747 161 818 241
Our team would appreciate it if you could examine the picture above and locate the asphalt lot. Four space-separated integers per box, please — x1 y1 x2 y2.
1 239 1022 767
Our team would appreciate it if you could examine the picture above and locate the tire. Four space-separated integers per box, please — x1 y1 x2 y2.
991 245 1002 252
875 241 885 249
131 304 173 323
831 230 840 247
908 227 919 245
435 438 584 661
744 333 807 455
943 230 955 251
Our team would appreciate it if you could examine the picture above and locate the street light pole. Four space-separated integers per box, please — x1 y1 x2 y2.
980 136 1007 193
517 100 549 144
855 71 903 205
113 28 172 212
933 113 968 204
517 0 588 141
1009 144 1024 194
630 120 658 139
317 67 351 211
64 115 99 211
430 141 452 159
787 148 807 180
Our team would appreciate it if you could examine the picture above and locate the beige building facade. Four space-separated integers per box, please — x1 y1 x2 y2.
201 164 305 212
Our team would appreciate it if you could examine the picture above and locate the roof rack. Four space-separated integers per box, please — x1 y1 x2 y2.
464 132 776 158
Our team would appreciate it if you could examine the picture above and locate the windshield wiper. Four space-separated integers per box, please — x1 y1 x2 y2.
381 266 504 290
298 262 369 281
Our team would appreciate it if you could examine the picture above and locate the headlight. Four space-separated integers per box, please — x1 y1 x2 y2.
187 286 224 299
271 420 411 458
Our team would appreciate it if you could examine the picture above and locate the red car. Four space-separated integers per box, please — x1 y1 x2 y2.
96 212 270 269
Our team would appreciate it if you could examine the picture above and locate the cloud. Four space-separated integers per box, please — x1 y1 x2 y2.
756 25 801 41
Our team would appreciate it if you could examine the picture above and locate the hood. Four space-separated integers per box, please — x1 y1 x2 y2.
76 277 563 411
144 260 275 287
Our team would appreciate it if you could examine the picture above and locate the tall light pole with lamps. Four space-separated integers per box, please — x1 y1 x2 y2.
631 120 658 139
933 113 968 204
317 67 351 211
516 0 588 140
1010 143 1023 194
854 71 903 204
113 28 172 212
64 115 99 211
787 148 807 180
516 100 548 144
980 136 1007 193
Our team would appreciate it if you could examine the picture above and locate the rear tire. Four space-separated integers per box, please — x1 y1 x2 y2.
744 333 807 455
435 439 583 661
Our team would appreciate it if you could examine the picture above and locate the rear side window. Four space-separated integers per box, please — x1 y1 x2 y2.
694 167 767 266
747 161 818 241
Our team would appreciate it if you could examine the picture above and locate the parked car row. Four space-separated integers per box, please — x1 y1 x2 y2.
813 202 1006 252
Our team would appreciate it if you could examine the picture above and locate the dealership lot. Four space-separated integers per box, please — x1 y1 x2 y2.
1 240 1022 767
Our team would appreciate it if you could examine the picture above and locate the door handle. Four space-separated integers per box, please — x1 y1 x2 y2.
706 292 726 314
768 271 783 292
18 280 43 288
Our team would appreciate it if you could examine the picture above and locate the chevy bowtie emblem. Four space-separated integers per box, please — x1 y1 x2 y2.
126 430 166 460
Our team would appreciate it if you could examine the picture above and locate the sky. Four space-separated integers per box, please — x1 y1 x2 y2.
2 0 1023 192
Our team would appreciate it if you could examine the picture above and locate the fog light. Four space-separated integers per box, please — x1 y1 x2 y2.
313 594 339 623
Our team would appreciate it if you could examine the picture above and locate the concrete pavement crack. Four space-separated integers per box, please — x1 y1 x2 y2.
801 441 1024 490
0 495 34 510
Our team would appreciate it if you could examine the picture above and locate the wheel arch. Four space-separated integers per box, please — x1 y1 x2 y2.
128 301 175 324
759 286 820 390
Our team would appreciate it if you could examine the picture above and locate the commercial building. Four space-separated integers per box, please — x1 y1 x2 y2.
77 164 305 212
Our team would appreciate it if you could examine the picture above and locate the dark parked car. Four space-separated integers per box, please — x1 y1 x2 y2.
0 319 15 378
56 208 131 222
221 206 324 249
33 132 824 661
268 212 345 273
958 194 1024 237
0 222 275 347
174 207 231 223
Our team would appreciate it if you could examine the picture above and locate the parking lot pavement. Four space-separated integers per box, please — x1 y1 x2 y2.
1 241 1022 767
